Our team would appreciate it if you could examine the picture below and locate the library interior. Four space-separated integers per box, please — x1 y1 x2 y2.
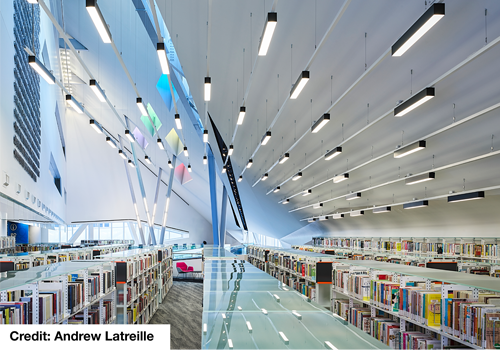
1 0 500 349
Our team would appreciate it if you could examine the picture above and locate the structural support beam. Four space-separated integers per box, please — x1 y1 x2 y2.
160 156 177 244
219 185 228 247
68 224 88 244
127 222 140 245
148 167 163 245
208 148 219 246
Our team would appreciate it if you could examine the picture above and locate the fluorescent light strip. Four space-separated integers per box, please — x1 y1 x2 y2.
448 191 484 203
228 339 233 349
350 210 364 217
228 145 234 156
279 153 290 164
308 218 316 223
290 71 310 99
66 95 83 113
333 173 349 183
332 213 344 219
106 136 116 148
282 199 290 204
292 172 302 181
325 147 342 160
261 308 268 315
403 200 428 209
261 131 272 145
27 0 38 3
222 166 226 174
394 87 435 116
311 113 330 133
118 150 127 160
258 12 277 56
246 321 252 333
246 159 253 168
279 332 289 345
125 130 135 143
273 294 280 302
313 202 323 209
392 3 445 57
89 79 106 102
319 215 329 221
157 43 170 74
86 0 112 44
292 310 302 320
203 323 207 334
28 55 55 84
373 206 391 214
302 189 312 196
261 173 268 181
168 161 173 169
89 119 102 134
157 138 164 150
238 175 243 182
394 140 426 158
136 98 148 116
237 106 246 125
128 160 135 168
144 155 151 164
405 172 435 185
204 77 211 101
221 313 226 319
188 165 192 173
203 130 209 143
346 192 361 200
175 114 182 129
183 147 189 157
273 186 280 193
325 341 339 350
237 306 242 310
203 156 208 165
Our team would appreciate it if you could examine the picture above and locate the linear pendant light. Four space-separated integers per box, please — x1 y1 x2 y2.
246 159 253 168
238 175 243 182
325 341 339 350
204 77 211 101
319 216 329 221
203 130 209 143
89 119 102 133
125 129 135 142
118 150 127 160
188 164 192 173
279 332 289 345
325 147 342 161
350 210 364 217
273 186 280 193
175 114 182 129
66 94 83 113
373 206 391 214
128 159 135 168
228 339 233 349
86 0 112 43
183 146 189 157
261 131 272 145
261 173 268 181
106 136 116 148
448 191 484 203
222 165 226 174
311 114 330 133
313 202 323 209
405 172 435 185
302 189 312 196
168 160 173 169
332 213 344 219
394 140 426 158
282 199 289 204
392 3 445 57
394 87 435 117
27 0 38 3
89 79 106 102
403 200 428 209
156 43 170 74
290 71 310 99
144 155 152 164
258 12 277 56
203 155 208 165
136 97 148 116
346 192 361 200
228 145 234 156
157 138 164 150
237 107 246 125
279 153 290 164
292 172 302 181
333 173 349 183
28 56 55 84
307 218 317 223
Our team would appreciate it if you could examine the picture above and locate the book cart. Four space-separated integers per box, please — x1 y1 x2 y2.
98 245 173 325
0 261 116 324
248 245 500 349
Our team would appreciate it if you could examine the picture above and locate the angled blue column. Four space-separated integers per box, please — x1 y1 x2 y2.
207 147 219 246
160 155 177 244
219 185 228 247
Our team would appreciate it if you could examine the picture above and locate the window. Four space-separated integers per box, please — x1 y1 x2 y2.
99 223 111 240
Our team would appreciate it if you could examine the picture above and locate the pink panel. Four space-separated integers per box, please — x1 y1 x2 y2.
174 164 193 185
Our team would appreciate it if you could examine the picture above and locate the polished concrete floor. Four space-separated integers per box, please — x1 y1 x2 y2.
150 281 203 349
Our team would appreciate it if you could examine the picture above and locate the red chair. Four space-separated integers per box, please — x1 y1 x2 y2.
176 262 194 277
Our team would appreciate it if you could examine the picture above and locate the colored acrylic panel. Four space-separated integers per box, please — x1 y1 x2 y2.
174 164 192 185
132 127 148 149
166 128 184 156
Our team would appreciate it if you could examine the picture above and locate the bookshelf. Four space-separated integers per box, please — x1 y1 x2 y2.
99 245 173 324
0 261 116 324
249 245 500 349
0 237 15 253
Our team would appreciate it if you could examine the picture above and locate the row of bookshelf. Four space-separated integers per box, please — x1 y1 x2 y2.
311 237 500 260
248 245 500 349
0 237 15 250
